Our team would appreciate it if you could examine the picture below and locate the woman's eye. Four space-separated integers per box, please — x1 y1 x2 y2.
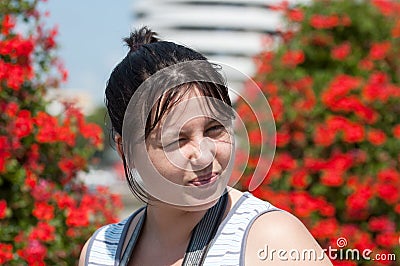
206 125 226 137
167 138 185 148
207 125 224 132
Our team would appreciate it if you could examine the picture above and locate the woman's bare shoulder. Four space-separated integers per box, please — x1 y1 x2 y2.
78 237 91 266
245 210 333 265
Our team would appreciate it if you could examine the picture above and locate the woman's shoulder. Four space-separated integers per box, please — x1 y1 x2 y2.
244 205 333 265
226 188 280 214
78 218 130 266
78 206 146 266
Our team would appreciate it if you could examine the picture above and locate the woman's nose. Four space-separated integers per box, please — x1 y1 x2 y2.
186 137 216 170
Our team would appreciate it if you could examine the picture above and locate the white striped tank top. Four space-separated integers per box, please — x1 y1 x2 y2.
85 192 280 266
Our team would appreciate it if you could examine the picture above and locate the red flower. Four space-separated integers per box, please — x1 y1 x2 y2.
331 42 351 60
319 202 335 217
311 218 338 239
392 20 400 38
4 102 19 117
247 156 259 169
66 207 90 227
32 202 54 221
326 115 347 131
378 168 400 183
254 52 273 74
291 168 309 188
17 240 47 266
304 157 327 172
362 72 391 103
340 15 352 27
0 200 7 219
53 192 76 209
396 204 400 214
314 124 336 146
287 8 304 22
322 75 361 106
276 130 290 147
377 184 399 204
310 14 339 29
29 222 55 242
12 110 33 139
393 124 400 138
80 123 103 148
24 169 37 189
58 155 86 183
320 170 344 187
269 96 284 121
34 111 59 143
1 15 15 35
353 232 376 253
310 32 334 46
359 58 374 71
367 129 387 146
0 136 11 173
376 232 398 248
292 131 305 144
343 122 365 143
372 0 397 16
354 105 378 124
58 125 76 146
346 186 372 211
261 82 278 95
281 50 305 67
369 41 391 60
31 179 54 202
290 192 318 217
368 216 395 232
0 243 13 264
274 153 297 171
248 130 262 146
43 26 58 49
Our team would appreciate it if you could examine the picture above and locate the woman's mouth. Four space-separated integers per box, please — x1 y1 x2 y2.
189 172 219 186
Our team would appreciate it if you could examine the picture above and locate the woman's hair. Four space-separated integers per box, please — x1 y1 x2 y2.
105 26 233 202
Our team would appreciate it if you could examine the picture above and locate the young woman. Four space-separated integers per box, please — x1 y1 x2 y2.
79 27 333 266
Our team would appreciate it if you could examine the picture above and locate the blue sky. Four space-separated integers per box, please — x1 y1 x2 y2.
40 1 134 105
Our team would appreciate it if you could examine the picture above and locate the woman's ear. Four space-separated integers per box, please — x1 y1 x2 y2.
115 134 124 160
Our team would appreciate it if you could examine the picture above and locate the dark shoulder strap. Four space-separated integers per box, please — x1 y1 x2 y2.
119 207 147 266
182 192 228 266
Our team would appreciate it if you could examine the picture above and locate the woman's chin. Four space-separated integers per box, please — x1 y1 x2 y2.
173 198 220 212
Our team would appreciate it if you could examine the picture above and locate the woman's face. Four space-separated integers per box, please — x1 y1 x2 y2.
141 88 234 207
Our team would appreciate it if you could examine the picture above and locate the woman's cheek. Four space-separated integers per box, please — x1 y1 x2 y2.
150 149 186 182
216 142 234 170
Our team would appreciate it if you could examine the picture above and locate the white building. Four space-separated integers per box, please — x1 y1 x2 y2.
132 0 307 95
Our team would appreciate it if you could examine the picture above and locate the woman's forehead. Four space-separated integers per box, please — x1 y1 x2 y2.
159 93 221 127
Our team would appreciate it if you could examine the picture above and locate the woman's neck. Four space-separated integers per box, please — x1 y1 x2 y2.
144 202 208 248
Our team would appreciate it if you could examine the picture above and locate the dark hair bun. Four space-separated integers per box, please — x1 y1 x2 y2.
124 26 159 53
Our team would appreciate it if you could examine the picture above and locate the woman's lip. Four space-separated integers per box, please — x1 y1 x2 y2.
189 172 219 186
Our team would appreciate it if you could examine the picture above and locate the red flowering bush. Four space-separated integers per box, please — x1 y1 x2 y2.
0 1 122 265
236 0 400 265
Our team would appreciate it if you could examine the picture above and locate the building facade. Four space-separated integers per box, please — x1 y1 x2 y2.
132 0 307 96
